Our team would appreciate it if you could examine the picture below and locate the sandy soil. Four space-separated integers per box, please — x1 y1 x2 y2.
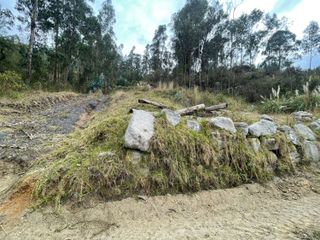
0 169 319 240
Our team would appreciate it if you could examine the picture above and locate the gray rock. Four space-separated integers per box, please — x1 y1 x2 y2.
293 111 313 122
0 132 7 142
278 125 299 145
303 141 320 162
294 124 316 141
234 122 249 137
209 117 237 134
124 110 155 152
261 114 274 122
309 119 320 131
187 120 201 132
162 109 181 126
262 138 279 151
248 138 261 153
248 120 277 137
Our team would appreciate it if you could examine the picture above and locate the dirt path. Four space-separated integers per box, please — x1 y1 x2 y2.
0 169 319 240
0 94 107 196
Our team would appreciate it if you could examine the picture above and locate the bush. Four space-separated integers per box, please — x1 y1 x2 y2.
0 71 26 97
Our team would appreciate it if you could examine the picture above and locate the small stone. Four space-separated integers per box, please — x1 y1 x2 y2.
303 141 320 162
248 138 261 153
234 122 249 137
187 120 201 132
162 109 181 126
209 117 237 133
248 120 277 137
261 114 274 122
289 146 301 164
262 138 279 151
294 124 316 141
293 111 313 123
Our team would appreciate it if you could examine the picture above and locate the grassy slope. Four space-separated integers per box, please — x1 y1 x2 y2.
33 88 295 206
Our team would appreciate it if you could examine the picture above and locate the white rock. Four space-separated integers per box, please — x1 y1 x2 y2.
294 124 316 141
162 109 181 126
248 120 277 137
234 122 249 137
187 120 201 132
124 110 155 152
209 117 237 133
303 141 320 162
279 125 299 145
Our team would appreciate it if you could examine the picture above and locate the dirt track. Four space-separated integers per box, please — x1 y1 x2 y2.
0 169 319 240
0 94 320 239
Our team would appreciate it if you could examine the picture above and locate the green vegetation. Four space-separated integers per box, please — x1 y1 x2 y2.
1 1 320 103
0 71 26 98
33 89 294 206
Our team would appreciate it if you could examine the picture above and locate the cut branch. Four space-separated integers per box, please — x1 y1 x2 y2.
205 103 228 112
138 99 168 109
176 104 206 116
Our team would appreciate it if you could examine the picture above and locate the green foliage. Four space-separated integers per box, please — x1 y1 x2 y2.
0 71 26 97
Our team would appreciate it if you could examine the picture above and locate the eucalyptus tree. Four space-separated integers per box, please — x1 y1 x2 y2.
16 0 41 84
302 21 320 70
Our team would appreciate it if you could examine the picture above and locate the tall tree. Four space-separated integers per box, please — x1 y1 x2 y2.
16 0 40 84
150 25 168 81
302 21 320 70
263 30 299 70
0 4 14 32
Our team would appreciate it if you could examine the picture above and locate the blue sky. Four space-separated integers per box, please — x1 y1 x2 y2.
1 0 320 64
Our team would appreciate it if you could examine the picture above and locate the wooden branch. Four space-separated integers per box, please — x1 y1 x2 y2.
205 103 228 112
176 104 206 116
138 99 168 109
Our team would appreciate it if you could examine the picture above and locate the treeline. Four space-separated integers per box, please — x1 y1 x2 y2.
1 0 320 101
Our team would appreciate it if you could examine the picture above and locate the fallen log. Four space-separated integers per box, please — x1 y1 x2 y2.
138 99 168 109
176 104 206 116
205 103 228 112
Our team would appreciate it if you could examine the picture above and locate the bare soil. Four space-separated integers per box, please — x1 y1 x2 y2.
0 94 320 240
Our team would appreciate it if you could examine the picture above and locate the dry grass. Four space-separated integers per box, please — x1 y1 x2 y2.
28 88 295 207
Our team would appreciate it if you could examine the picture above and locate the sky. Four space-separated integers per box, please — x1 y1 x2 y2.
1 0 320 64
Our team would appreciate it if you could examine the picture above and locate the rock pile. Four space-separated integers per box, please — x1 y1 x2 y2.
123 108 320 164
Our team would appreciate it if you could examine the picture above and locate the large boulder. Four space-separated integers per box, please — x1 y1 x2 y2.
187 119 201 132
124 110 155 152
209 117 236 134
248 120 277 137
278 125 299 145
303 141 320 162
234 122 249 137
294 124 316 141
162 109 181 126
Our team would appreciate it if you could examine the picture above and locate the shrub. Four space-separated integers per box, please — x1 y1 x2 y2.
0 71 26 97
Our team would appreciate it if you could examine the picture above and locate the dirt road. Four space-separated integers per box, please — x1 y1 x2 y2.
0 169 319 240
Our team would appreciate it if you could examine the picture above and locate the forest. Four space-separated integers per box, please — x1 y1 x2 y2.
1 0 320 103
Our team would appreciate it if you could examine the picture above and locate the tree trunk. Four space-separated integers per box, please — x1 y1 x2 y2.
27 0 39 85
